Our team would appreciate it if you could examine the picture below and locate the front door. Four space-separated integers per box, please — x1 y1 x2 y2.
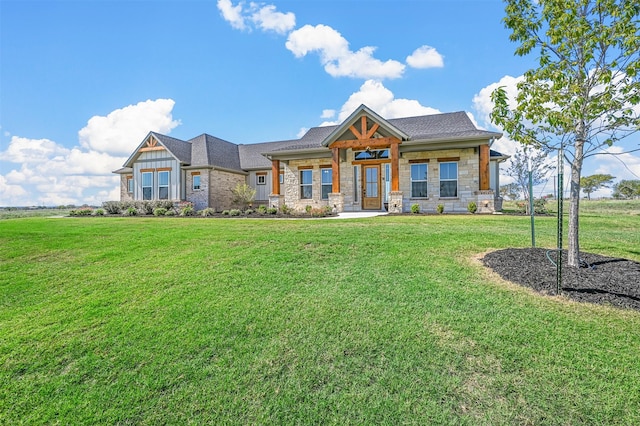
363 164 381 210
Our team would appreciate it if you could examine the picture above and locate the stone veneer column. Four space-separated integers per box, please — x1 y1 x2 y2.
388 191 403 213
328 192 344 213
474 190 495 213
269 194 284 210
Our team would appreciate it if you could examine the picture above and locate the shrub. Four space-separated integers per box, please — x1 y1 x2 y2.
310 207 329 217
102 201 122 214
437 204 445 214
257 205 268 215
305 205 313 214
232 183 256 210
139 201 155 215
467 201 478 214
324 205 333 215
153 208 167 216
164 209 176 216
245 209 254 215
411 203 420 214
279 204 292 215
200 208 216 217
70 208 93 216
222 210 230 216
267 207 278 215
93 208 105 216
229 209 242 216
125 207 138 216
180 206 194 216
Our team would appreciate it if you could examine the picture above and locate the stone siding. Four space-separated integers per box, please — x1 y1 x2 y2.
119 175 134 202
185 169 246 211
283 159 333 212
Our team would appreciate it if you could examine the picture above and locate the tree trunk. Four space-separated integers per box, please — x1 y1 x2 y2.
568 140 585 267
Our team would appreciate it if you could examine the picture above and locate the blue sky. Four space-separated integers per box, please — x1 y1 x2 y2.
1 0 638 206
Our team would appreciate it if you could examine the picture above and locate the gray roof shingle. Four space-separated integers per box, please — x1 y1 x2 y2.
188 134 242 171
151 132 192 164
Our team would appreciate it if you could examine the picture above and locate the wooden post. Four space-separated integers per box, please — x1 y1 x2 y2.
479 144 490 190
391 142 400 191
271 159 280 195
332 148 340 193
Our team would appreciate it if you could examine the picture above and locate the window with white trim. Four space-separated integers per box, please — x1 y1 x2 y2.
127 177 134 193
411 163 428 198
158 171 169 200
193 174 201 190
142 172 153 200
439 162 458 197
257 174 266 185
300 169 312 199
321 168 332 200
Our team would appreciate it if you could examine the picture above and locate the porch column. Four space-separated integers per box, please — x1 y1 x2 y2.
332 148 341 193
271 159 280 195
479 144 490 190
391 142 400 191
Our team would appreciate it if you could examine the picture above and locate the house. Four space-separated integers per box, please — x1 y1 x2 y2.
114 104 507 213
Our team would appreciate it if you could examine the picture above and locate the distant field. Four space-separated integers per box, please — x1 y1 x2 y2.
0 207 72 219
502 198 640 215
1 212 639 424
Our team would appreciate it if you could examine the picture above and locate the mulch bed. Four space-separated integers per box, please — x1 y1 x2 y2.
482 248 640 312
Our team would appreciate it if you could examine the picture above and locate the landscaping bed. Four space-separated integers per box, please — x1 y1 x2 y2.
483 247 640 311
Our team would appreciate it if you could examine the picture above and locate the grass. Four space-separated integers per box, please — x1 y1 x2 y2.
1 213 639 424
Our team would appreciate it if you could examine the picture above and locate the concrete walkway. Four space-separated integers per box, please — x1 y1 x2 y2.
326 211 388 219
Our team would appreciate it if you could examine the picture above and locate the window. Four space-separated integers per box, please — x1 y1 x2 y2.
353 166 359 202
158 171 169 200
411 164 428 198
193 174 201 190
256 174 266 185
300 169 312 199
279 171 284 184
127 177 134 193
142 172 153 200
354 149 389 160
321 168 332 200
439 162 458 197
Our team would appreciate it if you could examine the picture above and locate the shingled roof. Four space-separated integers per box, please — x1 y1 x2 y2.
188 134 242 171
118 107 503 173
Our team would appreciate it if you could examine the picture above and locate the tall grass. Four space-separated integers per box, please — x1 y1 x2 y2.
1 214 639 424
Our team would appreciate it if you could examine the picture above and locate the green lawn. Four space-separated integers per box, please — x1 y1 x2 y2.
1 214 639 424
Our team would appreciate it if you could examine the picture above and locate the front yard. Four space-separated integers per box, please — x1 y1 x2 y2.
1 213 639 424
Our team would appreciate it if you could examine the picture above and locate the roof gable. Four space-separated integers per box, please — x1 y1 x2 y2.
188 134 242 171
321 104 409 147
123 132 191 167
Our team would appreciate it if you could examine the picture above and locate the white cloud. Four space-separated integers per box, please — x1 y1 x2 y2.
0 137 69 163
217 0 246 30
78 98 180 156
0 98 180 206
321 109 335 119
321 80 441 126
286 24 405 79
406 45 444 69
594 146 640 182
472 75 523 129
251 4 295 34
296 127 308 138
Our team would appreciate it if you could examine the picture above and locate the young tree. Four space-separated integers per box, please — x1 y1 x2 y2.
491 0 640 267
504 147 553 211
580 174 615 199
500 182 520 200
612 179 640 199
231 183 256 210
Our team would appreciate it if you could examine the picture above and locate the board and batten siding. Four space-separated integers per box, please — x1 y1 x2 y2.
249 170 272 202
133 151 181 200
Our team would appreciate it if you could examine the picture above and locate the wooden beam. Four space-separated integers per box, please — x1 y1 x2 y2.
332 148 340 193
479 145 490 191
361 116 367 139
271 159 280 195
391 142 400 192
329 136 400 150
349 124 363 140
365 123 379 139
139 146 166 152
